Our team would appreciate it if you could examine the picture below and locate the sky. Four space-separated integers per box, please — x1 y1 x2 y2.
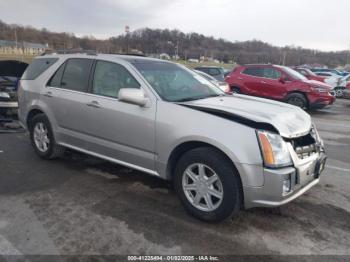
0 0 349 51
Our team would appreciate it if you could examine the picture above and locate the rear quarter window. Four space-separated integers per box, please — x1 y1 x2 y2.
21 58 58 80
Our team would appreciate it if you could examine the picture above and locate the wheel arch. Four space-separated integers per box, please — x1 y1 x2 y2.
26 108 46 129
166 140 244 204
285 90 309 107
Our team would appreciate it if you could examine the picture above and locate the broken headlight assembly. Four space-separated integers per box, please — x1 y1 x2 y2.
256 130 292 168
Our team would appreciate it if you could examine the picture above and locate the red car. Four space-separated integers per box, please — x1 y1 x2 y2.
343 82 350 100
292 67 326 82
225 64 336 110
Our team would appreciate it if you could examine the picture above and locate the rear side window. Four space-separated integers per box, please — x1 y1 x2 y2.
22 58 58 80
60 59 93 92
242 67 264 77
47 63 65 87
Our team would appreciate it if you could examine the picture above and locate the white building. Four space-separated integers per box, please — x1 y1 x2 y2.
0 40 47 55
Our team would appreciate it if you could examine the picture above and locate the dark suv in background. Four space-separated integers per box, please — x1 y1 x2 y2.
225 64 335 109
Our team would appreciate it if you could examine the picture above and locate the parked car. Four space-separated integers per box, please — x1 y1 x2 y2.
310 68 344 76
194 70 230 92
0 60 28 116
292 67 326 82
194 66 226 81
19 53 327 222
333 74 350 97
313 71 339 78
343 82 350 99
225 64 335 110
338 70 350 77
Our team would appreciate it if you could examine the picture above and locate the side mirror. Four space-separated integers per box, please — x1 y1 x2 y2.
279 76 287 84
118 88 150 107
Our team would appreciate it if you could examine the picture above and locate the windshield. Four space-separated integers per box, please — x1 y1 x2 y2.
281 66 308 81
133 62 224 102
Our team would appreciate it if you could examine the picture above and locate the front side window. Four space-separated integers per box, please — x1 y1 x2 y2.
133 62 223 102
60 59 93 92
279 66 307 81
92 61 140 98
263 68 281 79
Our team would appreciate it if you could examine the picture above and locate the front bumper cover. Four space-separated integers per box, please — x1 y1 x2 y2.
244 147 326 209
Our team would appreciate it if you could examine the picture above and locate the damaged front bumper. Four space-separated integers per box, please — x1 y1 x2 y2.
244 133 327 208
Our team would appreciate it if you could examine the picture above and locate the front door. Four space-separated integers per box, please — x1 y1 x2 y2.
84 60 156 172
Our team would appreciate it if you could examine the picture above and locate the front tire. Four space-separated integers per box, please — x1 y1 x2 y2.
29 114 65 159
174 147 242 222
286 93 308 109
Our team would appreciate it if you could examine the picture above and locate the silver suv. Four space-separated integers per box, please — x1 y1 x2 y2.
18 53 327 222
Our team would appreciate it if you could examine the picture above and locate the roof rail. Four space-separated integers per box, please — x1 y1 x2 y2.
40 49 97 56
109 52 146 57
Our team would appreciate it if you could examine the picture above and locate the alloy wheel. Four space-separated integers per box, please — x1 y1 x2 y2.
288 97 305 108
182 163 224 212
33 122 50 152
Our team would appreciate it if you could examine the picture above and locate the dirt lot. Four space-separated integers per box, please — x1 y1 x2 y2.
0 99 349 260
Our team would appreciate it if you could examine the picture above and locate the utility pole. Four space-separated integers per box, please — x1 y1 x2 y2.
125 25 130 54
14 26 18 48
175 39 179 59
282 50 287 66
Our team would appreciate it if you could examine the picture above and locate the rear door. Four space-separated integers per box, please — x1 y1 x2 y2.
239 67 265 96
44 58 94 149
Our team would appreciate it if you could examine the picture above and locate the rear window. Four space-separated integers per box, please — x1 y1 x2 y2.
22 58 58 80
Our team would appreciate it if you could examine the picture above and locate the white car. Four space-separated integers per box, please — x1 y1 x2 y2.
194 70 230 92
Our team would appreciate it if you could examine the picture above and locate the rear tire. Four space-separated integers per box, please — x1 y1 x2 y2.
286 93 308 109
174 147 242 222
29 114 65 159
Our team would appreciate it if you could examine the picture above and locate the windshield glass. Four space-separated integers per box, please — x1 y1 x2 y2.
133 62 224 102
281 66 308 81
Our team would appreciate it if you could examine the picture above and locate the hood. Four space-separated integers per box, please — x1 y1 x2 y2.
304 79 333 89
183 95 312 138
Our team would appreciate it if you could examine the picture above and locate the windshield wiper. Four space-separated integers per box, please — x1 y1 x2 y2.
174 94 224 103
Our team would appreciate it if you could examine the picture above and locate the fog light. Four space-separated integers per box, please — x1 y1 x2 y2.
282 178 291 194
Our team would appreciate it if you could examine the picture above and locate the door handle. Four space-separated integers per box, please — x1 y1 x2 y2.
261 81 267 84
43 91 53 97
86 101 101 108
238 77 244 80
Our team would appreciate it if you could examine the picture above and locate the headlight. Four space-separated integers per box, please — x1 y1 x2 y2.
257 130 292 168
311 86 328 93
